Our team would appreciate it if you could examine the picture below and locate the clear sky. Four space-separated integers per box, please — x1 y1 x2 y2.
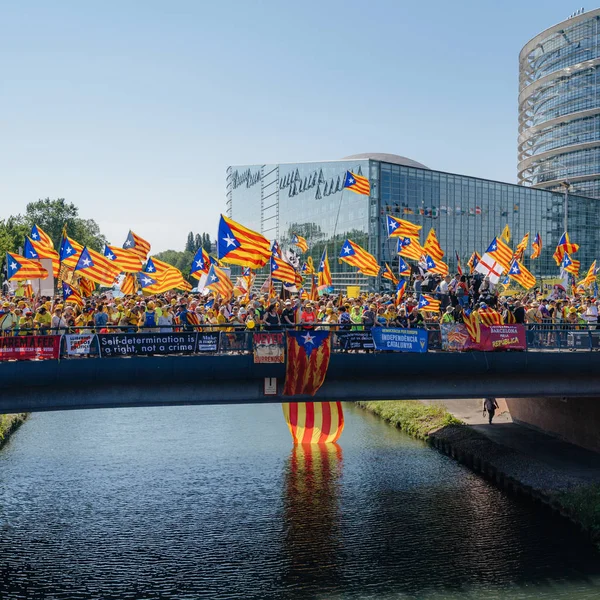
0 1 583 252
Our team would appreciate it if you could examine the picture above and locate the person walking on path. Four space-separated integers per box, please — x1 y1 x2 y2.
483 397 499 424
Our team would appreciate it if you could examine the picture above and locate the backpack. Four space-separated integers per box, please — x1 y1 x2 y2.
143 311 156 328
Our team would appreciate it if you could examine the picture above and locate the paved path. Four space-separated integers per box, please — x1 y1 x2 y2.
422 399 600 485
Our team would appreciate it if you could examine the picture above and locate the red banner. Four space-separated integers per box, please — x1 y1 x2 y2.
441 324 526 351
0 335 61 361
467 324 526 351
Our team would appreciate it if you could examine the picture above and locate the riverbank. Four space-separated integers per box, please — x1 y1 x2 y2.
0 414 28 450
357 400 600 545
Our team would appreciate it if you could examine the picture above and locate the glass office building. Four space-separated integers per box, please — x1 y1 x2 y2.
519 8 600 198
227 153 600 291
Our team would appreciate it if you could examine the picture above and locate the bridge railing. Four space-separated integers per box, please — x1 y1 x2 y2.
1 323 600 361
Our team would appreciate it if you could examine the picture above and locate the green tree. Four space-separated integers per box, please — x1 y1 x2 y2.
202 233 212 253
194 233 202 252
0 217 29 257
23 198 106 251
185 232 195 253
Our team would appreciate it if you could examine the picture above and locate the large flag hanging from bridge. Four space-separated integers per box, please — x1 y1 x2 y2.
217 214 271 269
282 402 344 444
284 330 331 396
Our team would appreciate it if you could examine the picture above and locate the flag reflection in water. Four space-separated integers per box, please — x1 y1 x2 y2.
282 443 343 588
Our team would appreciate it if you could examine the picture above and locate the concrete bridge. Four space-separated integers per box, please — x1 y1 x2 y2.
2 351 600 413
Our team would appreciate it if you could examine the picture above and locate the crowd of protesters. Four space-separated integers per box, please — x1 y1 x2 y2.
0 271 598 337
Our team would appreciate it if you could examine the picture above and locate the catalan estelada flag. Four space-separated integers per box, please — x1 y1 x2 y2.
343 171 370 195
30 224 54 249
508 259 536 289
382 263 398 285
62 281 84 308
282 402 344 443
104 245 142 273
317 249 332 289
424 254 449 276
397 236 425 261
417 294 440 312
271 240 282 258
531 233 542 260
143 257 191 292
478 305 504 326
424 228 444 260
395 279 407 305
123 230 151 260
513 233 529 261
190 247 210 279
467 251 481 274
561 252 580 276
24 237 60 278
486 237 513 270
59 233 84 268
283 330 332 396
454 251 463 276
292 233 308 253
553 232 579 265
270 255 297 284
398 256 411 276
386 215 421 239
339 239 380 277
78 276 96 297
74 246 120 286
463 308 481 343
205 264 234 301
120 273 138 295
217 214 271 269
6 252 48 280
578 261 598 288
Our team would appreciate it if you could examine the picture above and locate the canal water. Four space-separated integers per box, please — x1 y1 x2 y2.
0 403 599 600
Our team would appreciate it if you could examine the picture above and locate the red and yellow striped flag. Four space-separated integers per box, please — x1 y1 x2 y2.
513 233 529 261
397 237 425 261
282 402 344 444
104 245 143 273
24 237 60 278
343 171 370 195
217 214 271 269
486 237 513 271
578 261 598 288
120 273 138 295
339 239 380 277
386 215 421 239
283 330 331 396
29 224 54 249
123 230 151 260
6 252 48 280
424 228 444 261
478 306 504 326
292 233 308 253
382 263 398 285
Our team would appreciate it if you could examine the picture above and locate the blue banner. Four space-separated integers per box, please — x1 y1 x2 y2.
371 327 428 353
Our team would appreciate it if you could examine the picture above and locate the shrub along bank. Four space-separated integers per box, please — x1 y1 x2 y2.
0 414 27 450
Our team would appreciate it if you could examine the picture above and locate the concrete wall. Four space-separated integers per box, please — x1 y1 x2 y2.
505 397 600 453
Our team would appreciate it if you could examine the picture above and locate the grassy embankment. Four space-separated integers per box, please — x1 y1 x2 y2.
0 414 28 450
356 400 463 439
556 486 600 541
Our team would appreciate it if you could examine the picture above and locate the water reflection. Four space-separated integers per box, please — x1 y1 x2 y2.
282 443 343 591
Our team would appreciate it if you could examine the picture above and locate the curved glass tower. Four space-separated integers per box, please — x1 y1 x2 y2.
518 9 600 198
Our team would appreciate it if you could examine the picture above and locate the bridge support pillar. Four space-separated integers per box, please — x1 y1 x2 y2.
505 397 600 453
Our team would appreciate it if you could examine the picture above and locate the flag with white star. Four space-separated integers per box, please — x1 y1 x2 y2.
30 224 54 249
343 170 370 195
5 252 48 281
283 330 332 397
217 214 271 269
339 239 380 277
123 230 151 260
104 245 142 273
190 246 210 279
74 246 120 286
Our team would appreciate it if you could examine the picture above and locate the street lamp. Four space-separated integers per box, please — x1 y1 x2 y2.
560 180 571 233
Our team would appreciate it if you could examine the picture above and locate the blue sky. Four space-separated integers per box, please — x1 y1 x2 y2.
0 1 580 252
